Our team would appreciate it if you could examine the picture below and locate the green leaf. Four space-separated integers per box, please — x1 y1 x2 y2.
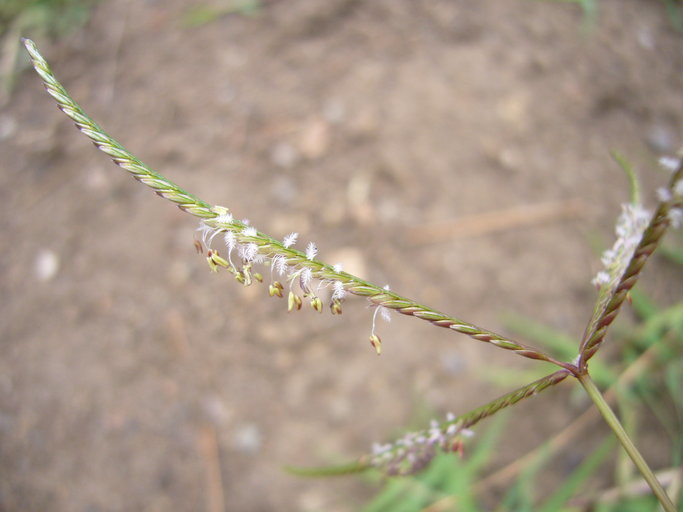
658 243 683 267
661 0 683 32
182 0 261 27
531 0 598 30
499 443 554 512
362 477 412 512
628 288 659 321
610 150 640 205
537 437 615 512
501 313 577 359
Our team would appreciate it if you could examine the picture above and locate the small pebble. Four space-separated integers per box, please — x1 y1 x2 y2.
35 249 59 281
646 124 676 153
298 118 330 160
232 423 262 454
202 395 232 426
270 175 298 204
441 352 467 376
322 98 346 124
637 28 655 50
271 142 298 169
0 114 17 141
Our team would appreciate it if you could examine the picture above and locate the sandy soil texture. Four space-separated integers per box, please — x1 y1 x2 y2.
1 1 682 510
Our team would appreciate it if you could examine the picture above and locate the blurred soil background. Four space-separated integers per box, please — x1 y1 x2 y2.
1 0 682 510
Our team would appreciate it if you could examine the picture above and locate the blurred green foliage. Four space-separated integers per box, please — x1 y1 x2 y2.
360 247 682 511
0 0 99 37
535 0 682 32
0 0 100 103
182 0 261 28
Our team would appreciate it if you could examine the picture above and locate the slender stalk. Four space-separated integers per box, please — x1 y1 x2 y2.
578 373 676 512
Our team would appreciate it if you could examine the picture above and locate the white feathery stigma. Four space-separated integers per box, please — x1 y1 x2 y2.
657 187 672 202
600 248 617 267
306 241 318 260
197 222 214 246
371 304 392 334
242 226 257 237
368 412 475 475
332 280 346 300
369 284 393 329
273 254 288 275
592 203 650 288
224 230 236 251
283 232 298 248
207 227 223 247
215 212 233 224
300 267 313 290
659 156 681 173
240 243 259 262
591 271 610 287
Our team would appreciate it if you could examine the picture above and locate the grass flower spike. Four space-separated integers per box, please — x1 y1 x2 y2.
22 38 566 368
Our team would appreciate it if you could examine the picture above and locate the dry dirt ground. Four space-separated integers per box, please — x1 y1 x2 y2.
1 1 682 511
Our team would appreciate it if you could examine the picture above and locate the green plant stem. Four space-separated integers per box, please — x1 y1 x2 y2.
578 373 676 512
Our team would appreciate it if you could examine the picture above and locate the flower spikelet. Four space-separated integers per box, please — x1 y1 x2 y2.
592 203 651 288
368 414 474 475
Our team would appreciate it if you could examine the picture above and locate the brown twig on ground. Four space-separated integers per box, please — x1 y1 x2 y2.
407 199 585 244
197 424 226 512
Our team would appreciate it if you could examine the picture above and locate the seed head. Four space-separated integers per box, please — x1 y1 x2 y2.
369 413 475 475
592 203 651 288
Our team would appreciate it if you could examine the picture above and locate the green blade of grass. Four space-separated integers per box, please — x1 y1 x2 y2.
610 151 641 205
498 443 554 512
537 436 615 512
